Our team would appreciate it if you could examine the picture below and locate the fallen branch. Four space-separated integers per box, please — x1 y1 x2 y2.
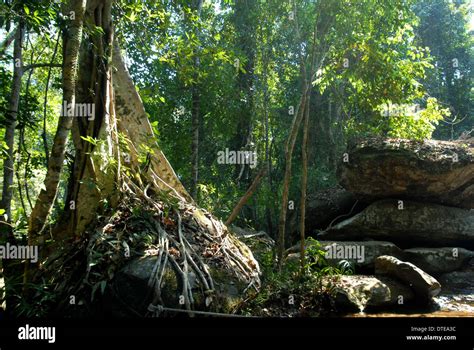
225 166 267 226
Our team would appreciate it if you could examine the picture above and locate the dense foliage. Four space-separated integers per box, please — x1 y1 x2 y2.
0 0 472 266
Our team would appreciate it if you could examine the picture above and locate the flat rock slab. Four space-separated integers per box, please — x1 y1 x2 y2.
324 275 414 312
375 255 441 299
338 138 474 209
403 247 474 275
318 199 474 248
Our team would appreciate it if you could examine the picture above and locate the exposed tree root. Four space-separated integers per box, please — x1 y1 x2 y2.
41 173 260 317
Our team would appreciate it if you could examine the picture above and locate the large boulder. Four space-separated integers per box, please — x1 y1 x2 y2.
321 241 403 270
438 259 474 294
438 270 474 294
324 275 415 312
287 240 403 270
403 247 474 276
305 187 358 231
110 255 251 316
338 138 474 209
288 187 358 236
375 255 441 299
318 199 474 248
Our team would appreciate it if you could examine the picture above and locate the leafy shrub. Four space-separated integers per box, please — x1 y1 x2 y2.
386 98 450 140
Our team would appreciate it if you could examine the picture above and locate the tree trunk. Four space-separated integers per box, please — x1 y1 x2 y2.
42 32 61 168
262 29 274 237
299 96 310 273
276 84 308 268
0 22 24 313
28 0 87 243
276 1 322 268
58 0 118 240
190 84 200 199
1 23 24 239
54 0 193 242
190 0 203 200
232 0 256 182
112 41 192 202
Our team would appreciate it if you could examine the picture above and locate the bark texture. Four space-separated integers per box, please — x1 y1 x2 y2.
28 0 88 241
190 0 203 200
1 24 24 234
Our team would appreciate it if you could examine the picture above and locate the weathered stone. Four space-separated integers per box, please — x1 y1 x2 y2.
403 247 474 275
288 187 358 235
318 199 474 248
285 252 301 264
338 138 474 209
110 255 249 316
439 270 474 294
287 240 403 270
230 226 274 265
324 275 414 312
322 241 403 269
375 255 441 299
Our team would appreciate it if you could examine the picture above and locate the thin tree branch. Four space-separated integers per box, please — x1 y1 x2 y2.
42 32 62 167
225 166 268 226
0 28 17 56
22 63 62 73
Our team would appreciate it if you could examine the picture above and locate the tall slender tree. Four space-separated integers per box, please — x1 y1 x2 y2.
1 22 24 242
27 0 87 243
190 0 203 200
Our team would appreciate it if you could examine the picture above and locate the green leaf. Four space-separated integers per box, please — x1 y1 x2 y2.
100 280 107 294
24 5 30 15
128 12 137 22
81 136 98 145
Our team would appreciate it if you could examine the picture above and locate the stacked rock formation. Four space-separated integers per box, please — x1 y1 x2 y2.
315 138 474 312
